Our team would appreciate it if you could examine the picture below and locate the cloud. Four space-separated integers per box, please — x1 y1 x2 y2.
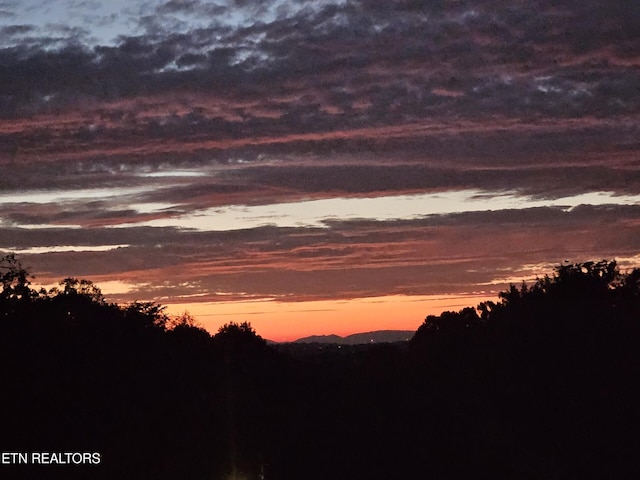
2 0 640 329
7 199 640 304
2 0 638 120
157 0 204 14
0 24 33 35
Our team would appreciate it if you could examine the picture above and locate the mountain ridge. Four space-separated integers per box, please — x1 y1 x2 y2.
291 329 415 345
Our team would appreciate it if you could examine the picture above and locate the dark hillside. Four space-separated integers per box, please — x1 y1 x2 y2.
1 256 639 479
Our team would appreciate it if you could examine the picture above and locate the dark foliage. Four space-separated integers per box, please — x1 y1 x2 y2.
1 256 639 479
409 260 640 479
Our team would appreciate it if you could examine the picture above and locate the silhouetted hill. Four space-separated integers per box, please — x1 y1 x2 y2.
292 333 344 343
293 329 415 344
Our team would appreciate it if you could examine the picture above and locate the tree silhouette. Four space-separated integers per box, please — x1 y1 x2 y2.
123 300 171 329
0 254 36 314
214 321 266 350
166 310 200 329
49 277 106 303
211 322 273 480
408 259 640 479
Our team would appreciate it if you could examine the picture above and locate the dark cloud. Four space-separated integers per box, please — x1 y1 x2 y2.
1 0 638 132
157 0 205 14
232 163 640 198
42 23 90 39
1 24 33 35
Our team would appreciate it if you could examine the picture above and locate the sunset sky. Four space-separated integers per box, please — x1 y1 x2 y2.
2 0 640 341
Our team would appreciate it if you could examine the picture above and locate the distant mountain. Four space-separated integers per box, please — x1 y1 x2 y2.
293 330 415 345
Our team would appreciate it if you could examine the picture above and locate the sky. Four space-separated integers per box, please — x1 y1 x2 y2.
1 0 640 341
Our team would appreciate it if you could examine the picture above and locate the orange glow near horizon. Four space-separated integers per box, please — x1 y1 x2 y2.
164 293 496 342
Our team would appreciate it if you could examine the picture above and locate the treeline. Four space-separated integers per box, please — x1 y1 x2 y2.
1 255 639 479
408 260 640 479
